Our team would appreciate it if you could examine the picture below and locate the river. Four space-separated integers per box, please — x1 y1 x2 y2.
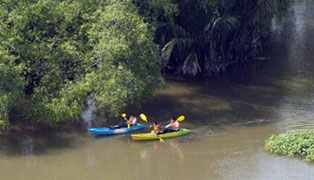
1 1 314 180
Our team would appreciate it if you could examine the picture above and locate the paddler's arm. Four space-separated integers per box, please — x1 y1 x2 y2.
124 117 130 124
165 123 171 128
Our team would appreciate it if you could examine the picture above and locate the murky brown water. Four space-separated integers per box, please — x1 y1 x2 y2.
1 1 314 180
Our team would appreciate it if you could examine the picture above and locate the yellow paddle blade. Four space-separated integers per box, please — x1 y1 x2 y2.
159 136 164 142
151 130 154 133
128 124 130 128
122 113 126 118
140 113 147 122
177 115 185 122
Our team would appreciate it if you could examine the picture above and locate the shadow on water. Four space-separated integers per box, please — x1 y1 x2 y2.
0 132 89 157
139 77 283 129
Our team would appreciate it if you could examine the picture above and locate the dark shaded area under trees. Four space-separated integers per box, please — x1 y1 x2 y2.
135 0 290 76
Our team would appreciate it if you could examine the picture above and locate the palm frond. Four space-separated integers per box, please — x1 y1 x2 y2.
161 38 194 60
182 51 201 76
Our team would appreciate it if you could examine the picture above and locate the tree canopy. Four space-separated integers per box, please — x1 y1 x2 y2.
0 0 163 126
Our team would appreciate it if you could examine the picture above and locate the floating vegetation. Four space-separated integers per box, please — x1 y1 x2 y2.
265 130 314 163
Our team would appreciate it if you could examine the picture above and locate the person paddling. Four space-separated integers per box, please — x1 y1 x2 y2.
160 117 180 134
111 115 137 129
150 122 160 134
126 115 137 127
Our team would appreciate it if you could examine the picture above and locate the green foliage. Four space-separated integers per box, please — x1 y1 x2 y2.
0 51 24 123
0 0 163 126
132 0 178 25
0 51 24 133
265 131 314 163
86 1 164 115
154 0 291 76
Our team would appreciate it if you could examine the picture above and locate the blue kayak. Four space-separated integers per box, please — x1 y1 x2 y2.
88 124 146 135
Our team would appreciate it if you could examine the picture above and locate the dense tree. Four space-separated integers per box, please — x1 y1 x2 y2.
0 53 24 125
0 0 163 127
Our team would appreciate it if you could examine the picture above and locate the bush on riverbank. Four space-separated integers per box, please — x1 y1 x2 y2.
265 131 314 162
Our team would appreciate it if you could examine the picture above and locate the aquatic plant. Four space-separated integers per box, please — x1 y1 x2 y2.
265 130 314 163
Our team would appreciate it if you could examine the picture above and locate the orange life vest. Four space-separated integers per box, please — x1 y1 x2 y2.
153 124 160 133
172 121 180 130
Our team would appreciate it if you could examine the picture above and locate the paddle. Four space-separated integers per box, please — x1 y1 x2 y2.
140 113 164 142
121 113 130 128
176 115 185 122
139 113 148 122
158 135 165 142
156 131 164 142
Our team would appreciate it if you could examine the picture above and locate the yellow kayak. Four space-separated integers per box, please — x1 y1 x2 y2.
131 128 192 141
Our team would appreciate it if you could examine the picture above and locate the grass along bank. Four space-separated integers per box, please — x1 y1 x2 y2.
265 130 314 163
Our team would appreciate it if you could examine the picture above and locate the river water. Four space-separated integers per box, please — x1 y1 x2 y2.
1 1 314 180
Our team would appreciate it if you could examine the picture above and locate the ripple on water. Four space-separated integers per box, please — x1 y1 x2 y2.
279 109 314 131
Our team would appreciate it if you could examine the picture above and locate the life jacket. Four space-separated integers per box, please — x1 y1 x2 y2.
172 121 180 130
153 124 160 133
129 117 137 125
